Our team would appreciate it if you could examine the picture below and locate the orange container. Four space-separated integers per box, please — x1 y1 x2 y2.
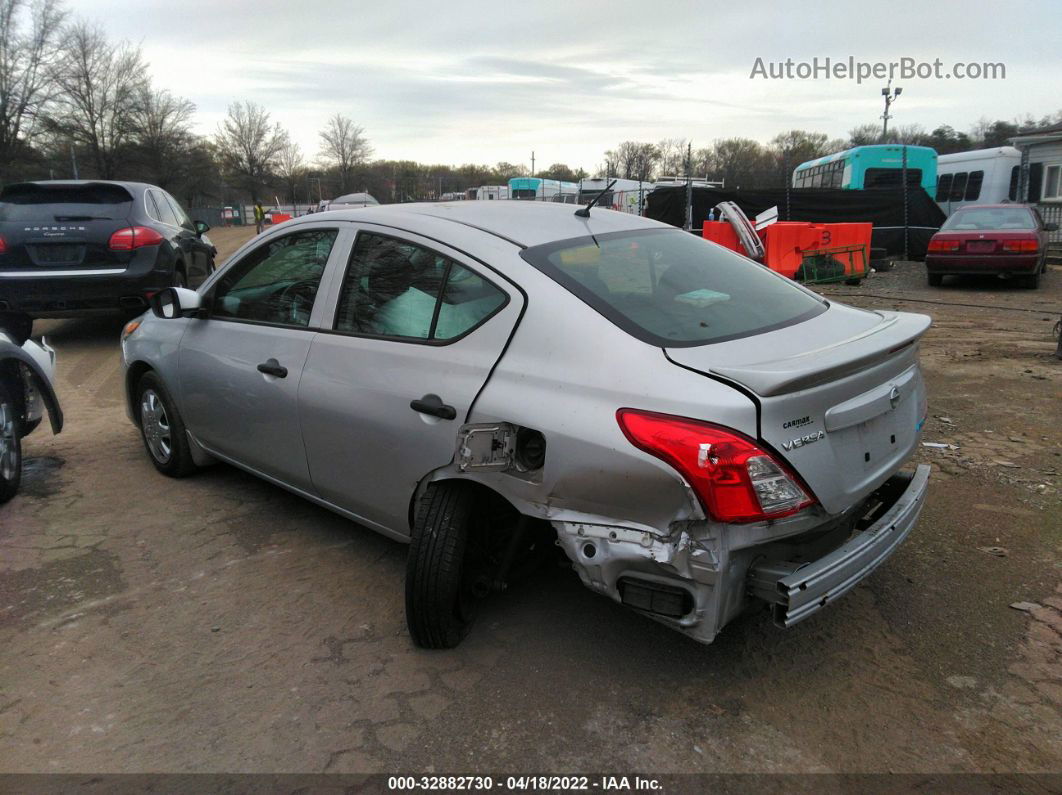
762 222 825 278
701 221 742 253
270 212 292 224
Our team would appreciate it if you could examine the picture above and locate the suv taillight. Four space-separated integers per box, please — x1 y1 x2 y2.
0 235 6 254
109 226 165 251
1001 239 1038 253
616 409 816 524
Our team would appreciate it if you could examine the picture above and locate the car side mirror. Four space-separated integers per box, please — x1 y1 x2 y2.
150 287 203 319
194 220 210 236
1045 222 1059 232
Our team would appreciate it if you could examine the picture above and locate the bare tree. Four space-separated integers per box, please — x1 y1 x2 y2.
214 101 287 202
0 0 66 180
131 87 195 188
655 138 687 177
277 139 304 212
614 141 659 182
47 22 148 178
318 114 372 192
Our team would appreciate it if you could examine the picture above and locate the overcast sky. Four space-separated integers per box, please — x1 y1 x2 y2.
67 0 1061 172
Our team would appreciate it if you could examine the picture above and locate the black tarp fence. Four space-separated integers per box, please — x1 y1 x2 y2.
645 186 946 260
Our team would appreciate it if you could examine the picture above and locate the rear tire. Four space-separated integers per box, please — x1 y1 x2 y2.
927 273 943 287
136 371 197 477
0 379 22 504
174 268 187 289
406 482 489 649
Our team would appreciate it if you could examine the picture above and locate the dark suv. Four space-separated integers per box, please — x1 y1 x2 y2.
0 181 216 317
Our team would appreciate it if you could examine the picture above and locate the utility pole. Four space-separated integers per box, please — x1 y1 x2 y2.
70 144 79 179
530 151 535 178
881 80 902 142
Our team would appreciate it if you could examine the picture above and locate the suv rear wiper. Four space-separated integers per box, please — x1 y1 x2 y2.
53 215 112 221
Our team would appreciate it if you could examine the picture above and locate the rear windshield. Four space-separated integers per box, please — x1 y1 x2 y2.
0 183 133 222
941 207 1035 231
520 228 827 347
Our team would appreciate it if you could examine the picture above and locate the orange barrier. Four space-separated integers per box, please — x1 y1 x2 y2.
702 219 872 282
270 213 292 224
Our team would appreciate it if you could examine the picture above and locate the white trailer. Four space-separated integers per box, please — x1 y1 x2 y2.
475 185 509 201
577 178 651 215
935 146 1022 214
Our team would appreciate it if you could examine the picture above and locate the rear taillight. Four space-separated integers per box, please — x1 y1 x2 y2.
108 226 165 251
927 239 960 253
616 409 816 524
1001 239 1038 253
0 235 6 253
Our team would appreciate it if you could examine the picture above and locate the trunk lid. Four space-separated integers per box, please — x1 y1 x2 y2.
0 182 135 272
667 304 931 514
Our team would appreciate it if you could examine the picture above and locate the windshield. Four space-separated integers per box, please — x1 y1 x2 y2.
0 183 133 222
521 228 827 347
942 207 1035 231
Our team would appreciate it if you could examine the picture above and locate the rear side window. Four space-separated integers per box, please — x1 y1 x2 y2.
521 228 826 347
334 232 507 342
149 190 179 227
0 182 133 222
949 172 968 201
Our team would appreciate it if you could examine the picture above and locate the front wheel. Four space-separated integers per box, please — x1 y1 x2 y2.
136 371 197 477
0 379 22 504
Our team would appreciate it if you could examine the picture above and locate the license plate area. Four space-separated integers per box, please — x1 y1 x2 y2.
28 244 86 265
965 240 996 254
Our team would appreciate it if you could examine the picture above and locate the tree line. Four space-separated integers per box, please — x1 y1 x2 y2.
2 0 1060 208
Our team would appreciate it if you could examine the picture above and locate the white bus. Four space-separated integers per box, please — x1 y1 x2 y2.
935 146 1022 214
577 178 650 215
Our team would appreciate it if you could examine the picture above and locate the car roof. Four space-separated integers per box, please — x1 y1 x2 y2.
307 200 666 248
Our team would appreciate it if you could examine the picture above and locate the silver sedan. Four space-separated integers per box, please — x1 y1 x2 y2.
120 201 931 648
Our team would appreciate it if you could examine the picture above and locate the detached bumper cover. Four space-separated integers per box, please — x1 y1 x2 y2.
749 464 930 627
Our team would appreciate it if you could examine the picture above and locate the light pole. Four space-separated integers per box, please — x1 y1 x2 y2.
881 81 902 142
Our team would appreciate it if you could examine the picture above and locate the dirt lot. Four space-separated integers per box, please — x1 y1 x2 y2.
1 223 1060 775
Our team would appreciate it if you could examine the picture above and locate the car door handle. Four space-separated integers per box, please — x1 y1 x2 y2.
257 358 288 378
410 393 456 420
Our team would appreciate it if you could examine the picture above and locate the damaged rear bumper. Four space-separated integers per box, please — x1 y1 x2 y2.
553 465 929 645
748 464 930 627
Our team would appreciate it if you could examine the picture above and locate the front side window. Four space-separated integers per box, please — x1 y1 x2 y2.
164 193 194 230
334 232 507 341
948 172 968 201
521 228 826 347
212 228 338 327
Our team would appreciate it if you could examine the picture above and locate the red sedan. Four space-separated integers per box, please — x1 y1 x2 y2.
925 204 1057 289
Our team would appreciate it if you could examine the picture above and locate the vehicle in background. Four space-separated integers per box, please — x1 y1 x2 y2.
578 177 651 215
935 146 1022 215
475 185 509 201
0 181 215 318
0 312 63 503
328 192 380 209
508 177 579 203
792 145 938 193
924 203 1056 288
653 176 725 189
122 201 931 650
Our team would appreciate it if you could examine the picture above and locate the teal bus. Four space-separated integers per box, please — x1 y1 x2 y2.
508 177 579 203
792 145 937 193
